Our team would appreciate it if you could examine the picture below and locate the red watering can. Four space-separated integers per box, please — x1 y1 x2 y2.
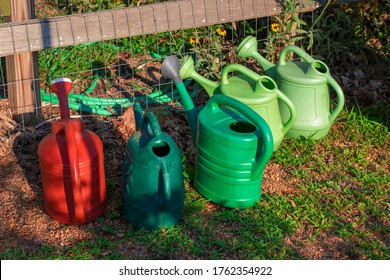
38 78 106 225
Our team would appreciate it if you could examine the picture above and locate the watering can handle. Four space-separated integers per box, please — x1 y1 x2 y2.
160 161 171 209
63 123 86 224
276 89 297 135
279 45 315 65
221 64 261 85
144 112 162 136
208 95 274 179
327 76 345 124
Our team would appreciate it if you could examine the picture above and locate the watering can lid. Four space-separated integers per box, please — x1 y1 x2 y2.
198 106 262 149
220 75 278 105
277 61 328 85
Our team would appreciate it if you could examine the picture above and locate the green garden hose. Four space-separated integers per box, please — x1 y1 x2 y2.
40 79 195 116
39 49 197 115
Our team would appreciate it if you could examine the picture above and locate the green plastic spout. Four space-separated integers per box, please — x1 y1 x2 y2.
162 56 198 144
175 82 198 144
179 56 220 97
236 36 276 78
133 102 144 131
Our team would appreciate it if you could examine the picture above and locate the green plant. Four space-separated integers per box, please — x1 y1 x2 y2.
309 0 390 63
38 42 118 89
188 25 234 81
57 0 127 14
263 0 314 62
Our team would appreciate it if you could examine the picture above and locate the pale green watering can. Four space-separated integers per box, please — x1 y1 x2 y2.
179 56 296 150
162 55 274 209
236 36 345 139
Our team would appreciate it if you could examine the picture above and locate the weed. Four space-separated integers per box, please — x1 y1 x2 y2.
309 0 390 63
0 248 29 259
263 0 315 62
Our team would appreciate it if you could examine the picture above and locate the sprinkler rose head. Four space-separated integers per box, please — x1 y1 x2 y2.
236 36 258 59
161 55 182 85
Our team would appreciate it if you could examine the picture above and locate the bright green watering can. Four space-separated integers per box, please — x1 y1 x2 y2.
236 36 345 140
179 56 296 150
121 103 185 230
162 55 273 209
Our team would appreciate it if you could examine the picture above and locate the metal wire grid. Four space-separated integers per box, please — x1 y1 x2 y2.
0 0 316 122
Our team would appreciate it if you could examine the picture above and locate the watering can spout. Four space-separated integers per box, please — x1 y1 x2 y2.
51 78 73 120
236 36 276 77
179 56 220 97
161 55 198 143
133 102 144 131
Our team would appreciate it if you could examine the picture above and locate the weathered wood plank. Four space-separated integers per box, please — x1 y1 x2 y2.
6 0 41 122
0 0 319 57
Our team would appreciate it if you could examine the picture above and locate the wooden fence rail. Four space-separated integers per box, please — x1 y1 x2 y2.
0 0 320 57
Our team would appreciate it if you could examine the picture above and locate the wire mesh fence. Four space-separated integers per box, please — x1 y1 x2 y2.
0 0 333 125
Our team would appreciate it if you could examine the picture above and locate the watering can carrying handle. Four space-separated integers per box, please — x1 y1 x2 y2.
160 162 172 209
327 76 345 124
221 64 261 85
276 89 297 135
208 95 274 179
279 45 315 65
63 123 86 224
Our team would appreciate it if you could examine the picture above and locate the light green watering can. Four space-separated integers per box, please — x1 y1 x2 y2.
236 36 345 140
179 56 296 150
162 55 274 209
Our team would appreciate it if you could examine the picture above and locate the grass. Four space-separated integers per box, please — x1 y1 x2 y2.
1 104 388 260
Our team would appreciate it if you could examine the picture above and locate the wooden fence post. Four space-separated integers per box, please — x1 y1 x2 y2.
5 0 41 123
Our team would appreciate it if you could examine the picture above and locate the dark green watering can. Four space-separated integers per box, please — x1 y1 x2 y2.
179 56 296 150
162 55 274 209
121 103 184 230
237 36 345 139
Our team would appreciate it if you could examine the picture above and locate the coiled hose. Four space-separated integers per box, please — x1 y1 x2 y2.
39 49 197 115
40 79 194 116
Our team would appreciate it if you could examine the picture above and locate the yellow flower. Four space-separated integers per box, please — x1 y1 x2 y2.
189 36 199 44
330 0 337 5
365 9 375 20
216 27 227 37
357 2 366 13
340 3 348 10
271 23 280 33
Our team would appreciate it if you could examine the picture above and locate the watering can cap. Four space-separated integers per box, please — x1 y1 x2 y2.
277 61 328 85
51 77 72 85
